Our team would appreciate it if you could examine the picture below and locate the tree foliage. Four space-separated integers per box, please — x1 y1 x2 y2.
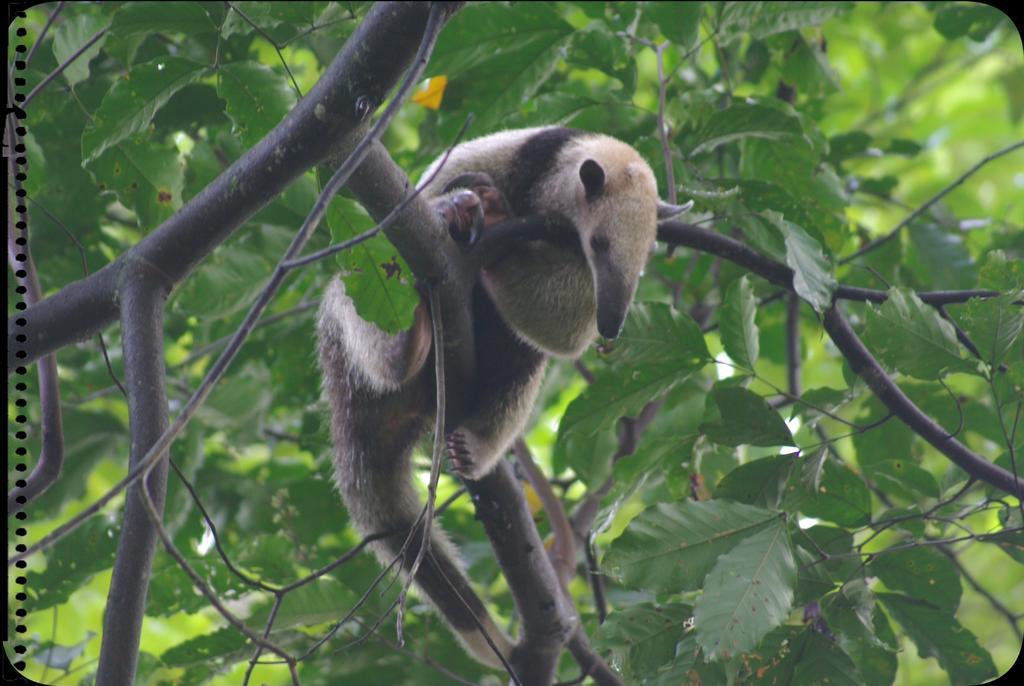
7 2 1023 685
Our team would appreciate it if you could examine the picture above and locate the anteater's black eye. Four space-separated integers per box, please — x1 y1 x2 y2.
590 235 610 253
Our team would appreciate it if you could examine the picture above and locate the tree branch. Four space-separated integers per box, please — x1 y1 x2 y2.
9 2 451 371
95 261 172 686
465 461 576 685
822 305 1023 498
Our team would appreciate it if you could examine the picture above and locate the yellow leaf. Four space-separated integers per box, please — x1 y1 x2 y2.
523 480 543 515
412 75 447 110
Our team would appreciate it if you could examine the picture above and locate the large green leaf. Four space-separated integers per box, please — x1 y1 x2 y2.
217 61 298 150
719 275 760 370
863 288 971 379
869 547 961 612
85 136 185 228
786 457 872 527
715 454 795 509
604 500 778 592
557 303 708 440
879 593 997 685
646 2 703 50
693 518 796 660
82 57 208 164
608 302 710 369
700 385 794 447
689 103 805 157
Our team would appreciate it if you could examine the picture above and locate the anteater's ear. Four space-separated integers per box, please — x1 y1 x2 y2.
657 198 694 220
580 159 605 201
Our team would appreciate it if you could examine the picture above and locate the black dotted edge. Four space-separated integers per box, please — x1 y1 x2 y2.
9 7 32 677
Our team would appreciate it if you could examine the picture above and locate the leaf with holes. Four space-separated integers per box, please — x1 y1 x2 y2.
693 517 796 660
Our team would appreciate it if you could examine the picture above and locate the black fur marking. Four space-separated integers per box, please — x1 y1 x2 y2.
579 158 605 201
507 127 585 215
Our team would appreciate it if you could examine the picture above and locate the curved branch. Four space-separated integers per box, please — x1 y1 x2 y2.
823 304 1023 498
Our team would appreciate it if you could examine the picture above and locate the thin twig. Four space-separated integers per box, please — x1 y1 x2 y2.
23 25 109 107
840 140 1024 264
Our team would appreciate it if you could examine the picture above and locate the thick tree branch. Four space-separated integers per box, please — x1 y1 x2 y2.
96 261 172 686
822 305 1023 498
8 2 449 371
464 461 576 685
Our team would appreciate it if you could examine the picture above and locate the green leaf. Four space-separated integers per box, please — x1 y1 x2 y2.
558 304 708 441
716 2 853 41
979 250 1024 290
870 547 961 612
700 385 795 447
766 212 837 313
863 458 940 502
609 302 711 369
719 275 760 370
787 458 872 527
25 517 120 611
740 136 818 201
693 518 796 660
160 626 249 667
199 362 274 441
906 222 977 290
217 61 298 150
646 2 703 49
592 603 698 685
426 3 573 134
559 364 682 440
957 294 1024 369
879 593 997 685
175 231 275 319
715 454 796 509
863 288 970 379
604 500 778 592
111 1 216 38
822 583 899 686
690 103 805 157
52 13 108 87
933 3 1008 42
779 33 840 97
748 626 864 686
82 57 208 164
328 197 418 335
86 136 185 228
